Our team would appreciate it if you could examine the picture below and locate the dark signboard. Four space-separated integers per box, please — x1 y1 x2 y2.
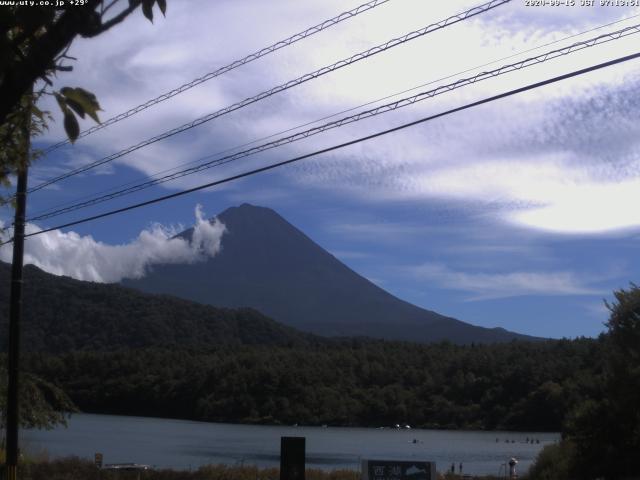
281 436 305 480
362 460 436 480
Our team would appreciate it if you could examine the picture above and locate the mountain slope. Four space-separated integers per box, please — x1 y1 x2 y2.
0 262 316 353
123 204 534 343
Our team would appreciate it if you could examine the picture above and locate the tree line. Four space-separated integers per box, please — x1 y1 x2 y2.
21 337 603 432
528 284 640 479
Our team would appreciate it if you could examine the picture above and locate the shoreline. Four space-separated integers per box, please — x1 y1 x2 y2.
60 410 562 435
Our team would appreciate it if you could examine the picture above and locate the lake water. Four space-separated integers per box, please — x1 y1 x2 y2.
22 413 559 476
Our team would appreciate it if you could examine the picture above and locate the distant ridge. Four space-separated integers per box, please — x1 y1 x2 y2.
0 261 316 353
123 203 536 344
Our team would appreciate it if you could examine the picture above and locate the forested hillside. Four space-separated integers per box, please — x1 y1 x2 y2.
0 262 316 352
24 338 603 431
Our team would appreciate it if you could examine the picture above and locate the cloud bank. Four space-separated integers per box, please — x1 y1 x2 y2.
409 263 605 301
25 0 640 240
0 205 225 283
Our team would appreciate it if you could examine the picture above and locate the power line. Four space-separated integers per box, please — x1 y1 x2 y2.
28 0 511 194
28 12 640 221
41 0 393 155
3 49 637 245
26 21 640 223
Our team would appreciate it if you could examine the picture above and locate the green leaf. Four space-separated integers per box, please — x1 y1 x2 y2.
63 110 80 143
75 87 98 106
60 87 101 123
54 93 69 114
32 105 45 121
65 98 85 119
142 0 154 23
157 0 166 16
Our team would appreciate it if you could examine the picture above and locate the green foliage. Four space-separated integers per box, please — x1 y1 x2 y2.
0 92 49 206
559 285 640 479
22 338 603 431
0 362 77 430
0 262 608 432
0 262 609 432
59 87 102 123
0 263 316 352
0 0 165 195
527 440 576 480
55 87 102 142
606 283 640 361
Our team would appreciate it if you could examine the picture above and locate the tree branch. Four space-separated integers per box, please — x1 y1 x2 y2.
89 0 142 37
0 0 143 126
101 0 121 17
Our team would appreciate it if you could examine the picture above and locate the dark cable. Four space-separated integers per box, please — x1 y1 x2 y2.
41 0 393 154
28 12 640 220
27 0 511 194
1 50 635 245
26 22 640 222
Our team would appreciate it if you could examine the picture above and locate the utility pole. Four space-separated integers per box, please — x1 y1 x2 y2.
4 106 30 480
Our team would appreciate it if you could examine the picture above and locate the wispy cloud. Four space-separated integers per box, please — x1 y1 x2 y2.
26 0 640 241
290 74 640 235
485 2 638 33
60 151 116 176
408 263 607 301
330 221 433 239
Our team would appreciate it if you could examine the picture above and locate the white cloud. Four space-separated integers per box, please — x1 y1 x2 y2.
26 0 640 239
407 156 640 234
0 205 225 283
486 2 639 33
510 176 640 233
290 73 640 235
409 262 605 300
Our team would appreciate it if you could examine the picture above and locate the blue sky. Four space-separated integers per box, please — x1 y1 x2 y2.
2 0 640 339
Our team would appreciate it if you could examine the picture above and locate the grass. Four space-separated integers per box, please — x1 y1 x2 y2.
14 458 360 480
7 457 523 480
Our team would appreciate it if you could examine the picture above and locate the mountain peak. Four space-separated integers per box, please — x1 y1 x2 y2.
125 204 535 344
223 202 271 214
217 203 290 227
